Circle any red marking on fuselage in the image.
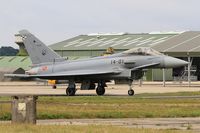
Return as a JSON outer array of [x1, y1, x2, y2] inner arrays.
[[41, 66, 48, 71]]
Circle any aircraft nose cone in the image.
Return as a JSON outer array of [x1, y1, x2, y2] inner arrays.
[[164, 56, 188, 68]]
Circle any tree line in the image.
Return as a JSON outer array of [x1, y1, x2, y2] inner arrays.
[[0, 46, 19, 56]]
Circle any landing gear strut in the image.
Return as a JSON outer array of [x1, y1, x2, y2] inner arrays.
[[96, 81, 106, 96], [66, 81, 76, 96], [89, 83, 96, 90], [128, 80, 134, 96]]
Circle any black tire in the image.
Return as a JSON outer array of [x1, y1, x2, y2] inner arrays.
[[128, 89, 134, 96], [66, 87, 76, 96], [52, 85, 57, 89], [96, 86, 105, 96]]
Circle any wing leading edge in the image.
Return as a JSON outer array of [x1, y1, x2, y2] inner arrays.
[[4, 68, 122, 79]]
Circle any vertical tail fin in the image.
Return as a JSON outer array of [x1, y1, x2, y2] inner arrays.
[[19, 30, 64, 65]]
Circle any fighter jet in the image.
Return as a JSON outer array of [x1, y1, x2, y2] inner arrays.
[[5, 30, 188, 96]]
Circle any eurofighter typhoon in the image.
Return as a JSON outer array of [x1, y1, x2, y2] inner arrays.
[[5, 30, 188, 96]]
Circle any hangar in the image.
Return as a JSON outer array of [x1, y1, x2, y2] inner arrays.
[[49, 31, 200, 82], [1, 31, 200, 82]]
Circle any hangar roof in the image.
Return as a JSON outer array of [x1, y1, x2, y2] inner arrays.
[[0, 56, 31, 70], [152, 31, 200, 55], [50, 32, 178, 50]]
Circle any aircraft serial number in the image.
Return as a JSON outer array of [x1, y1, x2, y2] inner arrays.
[[111, 59, 124, 64]]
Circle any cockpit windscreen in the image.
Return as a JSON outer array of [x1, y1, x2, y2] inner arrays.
[[123, 47, 162, 56]]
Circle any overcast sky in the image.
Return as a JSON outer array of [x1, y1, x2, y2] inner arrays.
[[0, 0, 200, 48]]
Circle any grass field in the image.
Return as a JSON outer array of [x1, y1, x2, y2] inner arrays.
[[0, 124, 193, 133], [1, 92, 200, 120]]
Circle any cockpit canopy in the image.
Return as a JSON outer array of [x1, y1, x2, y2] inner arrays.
[[123, 47, 162, 56]]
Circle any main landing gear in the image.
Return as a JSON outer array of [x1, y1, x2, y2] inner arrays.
[[52, 85, 57, 89], [128, 80, 134, 96], [66, 81, 105, 96], [96, 81, 106, 96], [66, 81, 76, 96]]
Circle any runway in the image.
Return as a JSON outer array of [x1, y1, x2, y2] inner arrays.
[[1, 118, 200, 131], [0, 81, 200, 96], [37, 118, 200, 131]]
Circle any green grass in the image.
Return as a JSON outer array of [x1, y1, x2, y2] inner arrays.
[[0, 96, 10, 101], [1, 92, 200, 120], [135, 91, 200, 97], [36, 97, 200, 119], [0, 124, 192, 133]]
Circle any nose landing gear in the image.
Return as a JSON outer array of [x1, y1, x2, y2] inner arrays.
[[128, 89, 134, 96], [128, 80, 134, 96]]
